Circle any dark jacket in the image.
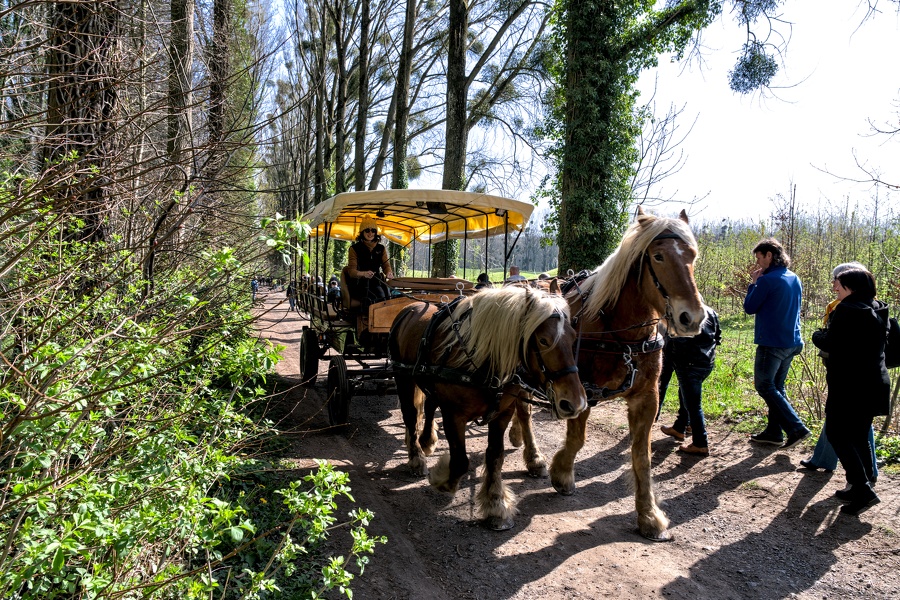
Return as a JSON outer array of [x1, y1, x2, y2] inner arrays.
[[811, 294, 890, 417], [744, 265, 803, 348], [351, 241, 389, 274], [665, 305, 722, 370]]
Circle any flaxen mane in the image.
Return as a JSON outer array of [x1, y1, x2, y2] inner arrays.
[[581, 213, 696, 319], [435, 287, 569, 381]]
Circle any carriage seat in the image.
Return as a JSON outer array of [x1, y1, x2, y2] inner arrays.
[[340, 266, 361, 312]]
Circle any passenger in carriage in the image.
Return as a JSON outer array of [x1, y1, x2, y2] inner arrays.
[[505, 265, 526, 282], [348, 217, 393, 309], [327, 279, 341, 308], [475, 272, 493, 289]]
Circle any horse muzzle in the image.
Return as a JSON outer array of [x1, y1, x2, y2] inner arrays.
[[667, 300, 704, 337], [546, 376, 588, 420]]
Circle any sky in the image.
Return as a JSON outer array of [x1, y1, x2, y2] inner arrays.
[[636, 3, 900, 223]]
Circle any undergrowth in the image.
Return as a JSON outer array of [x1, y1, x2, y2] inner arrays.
[[0, 205, 384, 597]]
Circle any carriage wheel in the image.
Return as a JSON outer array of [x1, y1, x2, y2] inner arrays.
[[299, 328, 320, 385], [326, 356, 351, 426]]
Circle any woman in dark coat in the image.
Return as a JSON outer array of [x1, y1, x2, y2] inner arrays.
[[811, 268, 889, 515]]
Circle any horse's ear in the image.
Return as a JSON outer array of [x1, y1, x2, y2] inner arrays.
[[549, 278, 560, 295], [679, 209, 689, 224], [637, 205, 646, 216]]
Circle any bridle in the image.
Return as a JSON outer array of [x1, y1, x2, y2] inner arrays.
[[509, 311, 580, 417], [566, 230, 687, 403]]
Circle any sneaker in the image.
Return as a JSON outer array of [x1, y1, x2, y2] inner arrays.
[[750, 431, 783, 445], [798, 459, 820, 471], [780, 429, 810, 450], [840, 488, 880, 515], [678, 443, 709, 457], [660, 425, 685, 441], [835, 485, 864, 502]]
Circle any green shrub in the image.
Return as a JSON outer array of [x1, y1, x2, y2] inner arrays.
[[0, 206, 383, 598]]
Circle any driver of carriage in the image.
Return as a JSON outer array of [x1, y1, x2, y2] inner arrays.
[[347, 216, 394, 308]]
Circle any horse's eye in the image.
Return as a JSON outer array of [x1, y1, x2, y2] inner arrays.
[[538, 337, 550, 347], [653, 253, 664, 261]]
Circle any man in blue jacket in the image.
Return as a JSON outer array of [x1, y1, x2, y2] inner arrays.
[[744, 238, 811, 449]]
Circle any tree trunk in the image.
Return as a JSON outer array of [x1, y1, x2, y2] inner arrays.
[[434, 0, 468, 277], [556, 0, 627, 272], [208, 0, 231, 164], [332, 0, 348, 194], [391, 0, 416, 191], [44, 0, 120, 244], [354, 0, 370, 191], [168, 0, 194, 168]]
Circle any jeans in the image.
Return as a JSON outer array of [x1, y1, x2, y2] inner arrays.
[[288, 296, 295, 311], [809, 421, 878, 479], [754, 345, 807, 437], [658, 361, 713, 448]]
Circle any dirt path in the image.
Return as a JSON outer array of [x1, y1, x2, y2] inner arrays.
[[254, 290, 899, 599]]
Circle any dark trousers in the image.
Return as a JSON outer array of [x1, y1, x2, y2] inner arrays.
[[352, 277, 388, 310], [658, 361, 713, 448], [825, 411, 876, 487]]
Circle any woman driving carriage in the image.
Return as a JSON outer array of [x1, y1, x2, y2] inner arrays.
[[347, 216, 393, 308]]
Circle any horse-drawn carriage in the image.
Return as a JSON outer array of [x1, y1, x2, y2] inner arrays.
[[296, 189, 534, 427], [300, 191, 706, 540]]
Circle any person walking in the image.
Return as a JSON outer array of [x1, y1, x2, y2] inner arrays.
[[251, 277, 259, 303], [799, 262, 878, 481], [286, 280, 296, 312], [658, 304, 722, 456], [811, 268, 888, 515], [744, 238, 811, 449]]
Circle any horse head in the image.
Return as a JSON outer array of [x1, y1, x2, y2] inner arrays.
[[637, 208, 704, 337], [582, 207, 704, 337], [460, 287, 587, 420], [520, 304, 588, 420]]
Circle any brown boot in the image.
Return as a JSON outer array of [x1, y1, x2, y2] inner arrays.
[[660, 425, 685, 441], [678, 443, 709, 457]]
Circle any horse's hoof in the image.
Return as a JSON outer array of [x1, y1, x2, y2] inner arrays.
[[485, 516, 515, 531], [408, 460, 428, 477], [637, 528, 674, 543], [526, 464, 548, 478], [551, 480, 576, 496]]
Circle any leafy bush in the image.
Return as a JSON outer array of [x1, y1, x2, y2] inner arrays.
[[0, 194, 382, 597]]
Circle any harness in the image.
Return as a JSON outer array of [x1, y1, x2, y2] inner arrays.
[[566, 231, 681, 404], [391, 296, 577, 424]]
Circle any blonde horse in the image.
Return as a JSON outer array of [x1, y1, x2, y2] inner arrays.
[[389, 286, 588, 530], [514, 208, 704, 541]]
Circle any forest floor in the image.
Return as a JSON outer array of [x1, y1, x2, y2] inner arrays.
[[253, 289, 899, 599]]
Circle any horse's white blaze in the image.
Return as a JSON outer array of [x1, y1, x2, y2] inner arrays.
[[554, 315, 565, 344]]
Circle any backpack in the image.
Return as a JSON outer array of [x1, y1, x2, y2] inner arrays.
[[886, 315, 900, 369]]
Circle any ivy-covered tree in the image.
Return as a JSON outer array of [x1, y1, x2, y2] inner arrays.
[[545, 0, 715, 271], [546, 0, 810, 272]]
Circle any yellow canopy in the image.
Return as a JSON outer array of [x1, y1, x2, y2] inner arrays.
[[301, 189, 534, 246]]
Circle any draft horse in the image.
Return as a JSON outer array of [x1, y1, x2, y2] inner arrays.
[[389, 286, 588, 530], [516, 208, 704, 541]]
